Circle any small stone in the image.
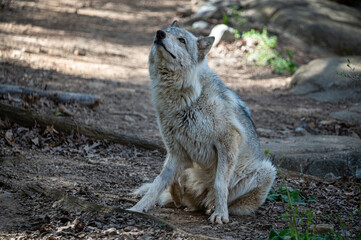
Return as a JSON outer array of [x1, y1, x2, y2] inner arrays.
[[192, 20, 210, 30], [356, 168, 361, 179], [124, 115, 135, 123], [104, 227, 118, 235], [324, 172, 340, 180], [74, 48, 86, 56], [193, 5, 219, 20], [350, 131, 360, 139], [176, 6, 192, 17], [310, 224, 334, 235], [319, 119, 334, 126], [229, 221, 239, 227], [295, 126, 308, 135]]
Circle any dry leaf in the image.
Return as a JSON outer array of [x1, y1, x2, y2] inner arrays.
[[31, 137, 40, 146], [0, 117, 11, 130], [59, 104, 74, 117], [43, 125, 59, 136], [5, 129, 15, 146]]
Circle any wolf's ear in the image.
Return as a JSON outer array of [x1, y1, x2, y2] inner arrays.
[[197, 36, 215, 62], [170, 20, 180, 27]]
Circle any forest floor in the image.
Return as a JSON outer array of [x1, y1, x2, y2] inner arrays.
[[0, 0, 360, 239]]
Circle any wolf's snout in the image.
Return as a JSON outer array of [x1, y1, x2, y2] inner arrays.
[[156, 30, 166, 40]]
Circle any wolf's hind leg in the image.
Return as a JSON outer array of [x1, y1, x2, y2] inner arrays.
[[158, 181, 183, 208], [228, 160, 275, 215]]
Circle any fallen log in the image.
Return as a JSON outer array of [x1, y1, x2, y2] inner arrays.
[[0, 84, 100, 107], [0, 103, 165, 153]]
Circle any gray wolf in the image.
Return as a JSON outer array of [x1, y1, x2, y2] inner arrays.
[[129, 21, 276, 224]]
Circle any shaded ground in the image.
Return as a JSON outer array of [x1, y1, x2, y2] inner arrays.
[[0, 0, 360, 239], [0, 127, 360, 239]]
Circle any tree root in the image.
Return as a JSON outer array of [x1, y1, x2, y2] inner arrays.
[[0, 103, 165, 153]]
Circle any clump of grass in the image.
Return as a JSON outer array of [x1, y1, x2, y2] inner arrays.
[[267, 185, 315, 205], [222, 5, 247, 28], [337, 58, 361, 81], [242, 27, 298, 74], [261, 174, 359, 240]]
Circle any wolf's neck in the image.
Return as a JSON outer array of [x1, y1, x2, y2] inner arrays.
[[151, 65, 202, 111]]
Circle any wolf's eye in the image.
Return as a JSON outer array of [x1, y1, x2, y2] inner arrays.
[[178, 38, 186, 44]]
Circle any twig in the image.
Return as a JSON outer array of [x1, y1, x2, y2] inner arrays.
[[0, 84, 100, 107]]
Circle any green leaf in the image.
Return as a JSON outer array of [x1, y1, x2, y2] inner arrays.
[[279, 229, 291, 236], [269, 229, 280, 238], [307, 196, 316, 202], [55, 107, 62, 116], [222, 14, 229, 25]]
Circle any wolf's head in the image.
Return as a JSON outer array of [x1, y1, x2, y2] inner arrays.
[[149, 21, 215, 70]]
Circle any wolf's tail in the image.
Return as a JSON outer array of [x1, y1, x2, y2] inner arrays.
[[131, 182, 153, 197]]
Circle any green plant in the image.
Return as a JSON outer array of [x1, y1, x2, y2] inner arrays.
[[242, 27, 277, 48], [264, 149, 275, 158], [230, 6, 247, 26], [270, 49, 298, 74], [265, 181, 332, 240], [234, 29, 241, 39], [337, 58, 361, 81], [267, 185, 315, 205], [242, 28, 298, 74], [264, 174, 360, 240], [55, 107, 62, 116], [222, 5, 247, 29], [222, 14, 229, 25]]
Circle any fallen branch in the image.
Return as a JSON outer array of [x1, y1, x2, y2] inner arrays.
[[0, 103, 165, 153], [0, 84, 100, 107]]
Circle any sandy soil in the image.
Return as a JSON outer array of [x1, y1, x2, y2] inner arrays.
[[0, 0, 360, 239]]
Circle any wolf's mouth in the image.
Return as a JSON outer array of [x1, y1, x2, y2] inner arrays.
[[154, 41, 176, 59]]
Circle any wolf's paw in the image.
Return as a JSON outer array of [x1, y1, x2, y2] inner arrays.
[[209, 211, 229, 224], [127, 206, 147, 213]]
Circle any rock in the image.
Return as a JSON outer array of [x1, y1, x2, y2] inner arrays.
[[192, 20, 211, 30], [290, 57, 361, 102], [294, 123, 317, 135], [294, 126, 309, 136], [176, 6, 192, 17], [192, 4, 222, 20], [261, 135, 361, 178], [242, 0, 361, 55], [330, 103, 361, 125], [209, 24, 236, 47], [310, 224, 334, 235]]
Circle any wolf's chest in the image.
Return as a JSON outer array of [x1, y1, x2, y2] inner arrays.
[[160, 108, 218, 165]]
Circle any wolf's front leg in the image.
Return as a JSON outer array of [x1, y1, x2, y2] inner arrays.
[[210, 137, 239, 224], [129, 153, 187, 213], [210, 165, 230, 224]]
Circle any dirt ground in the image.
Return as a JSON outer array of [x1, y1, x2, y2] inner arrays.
[[0, 0, 360, 239]]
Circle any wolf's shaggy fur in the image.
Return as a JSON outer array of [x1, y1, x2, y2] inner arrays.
[[129, 21, 276, 224]]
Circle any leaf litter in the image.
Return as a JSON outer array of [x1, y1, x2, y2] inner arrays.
[[0, 121, 360, 239]]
